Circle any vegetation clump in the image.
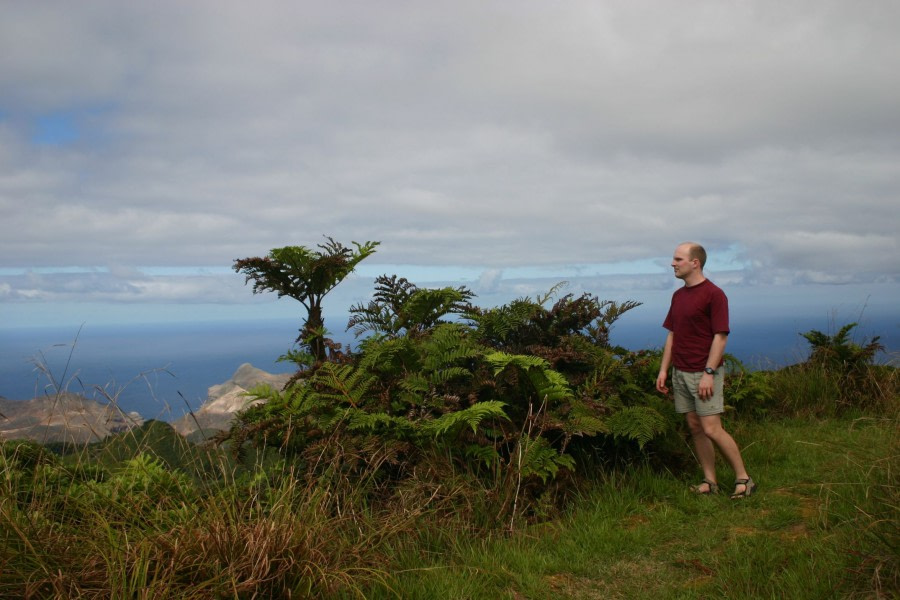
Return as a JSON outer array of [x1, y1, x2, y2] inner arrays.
[[762, 322, 897, 418], [227, 265, 676, 530]]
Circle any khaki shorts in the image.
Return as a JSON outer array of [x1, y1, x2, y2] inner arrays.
[[672, 367, 724, 416]]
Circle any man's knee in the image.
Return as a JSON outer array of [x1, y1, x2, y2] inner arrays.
[[698, 415, 724, 438], [685, 413, 705, 437]]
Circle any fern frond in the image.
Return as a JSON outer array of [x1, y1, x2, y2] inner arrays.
[[338, 407, 417, 436], [833, 322, 858, 346], [421, 323, 481, 370], [306, 363, 376, 408], [605, 406, 669, 449], [464, 444, 502, 468], [400, 372, 430, 394], [428, 367, 473, 386], [486, 351, 549, 373], [530, 368, 571, 403], [536, 281, 569, 306], [518, 435, 575, 483], [244, 383, 283, 403], [347, 305, 397, 337], [420, 401, 508, 438], [564, 414, 609, 437], [487, 351, 573, 404], [358, 336, 417, 375]]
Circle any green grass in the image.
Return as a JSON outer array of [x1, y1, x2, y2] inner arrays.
[[366, 418, 898, 599], [2, 417, 896, 598]]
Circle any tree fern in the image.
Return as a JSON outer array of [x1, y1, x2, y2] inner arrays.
[[802, 322, 884, 371], [234, 238, 378, 361], [347, 275, 417, 337], [348, 275, 474, 337], [400, 287, 474, 332]]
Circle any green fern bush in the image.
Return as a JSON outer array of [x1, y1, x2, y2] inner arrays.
[[767, 323, 897, 417], [723, 354, 776, 419], [226, 282, 679, 527]]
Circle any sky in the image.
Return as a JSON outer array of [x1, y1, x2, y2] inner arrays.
[[1, 1, 898, 342]]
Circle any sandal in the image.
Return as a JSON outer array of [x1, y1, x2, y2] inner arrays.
[[691, 478, 719, 495], [731, 477, 757, 499]]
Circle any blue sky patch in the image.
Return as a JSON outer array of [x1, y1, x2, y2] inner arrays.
[[32, 112, 81, 145]]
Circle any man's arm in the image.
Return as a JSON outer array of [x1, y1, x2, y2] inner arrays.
[[707, 332, 728, 370], [698, 332, 728, 399], [656, 331, 674, 394]]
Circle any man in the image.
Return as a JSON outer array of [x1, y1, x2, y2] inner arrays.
[[655, 242, 756, 499]]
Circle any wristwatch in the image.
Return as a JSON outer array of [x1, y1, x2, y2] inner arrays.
[[704, 367, 716, 375]]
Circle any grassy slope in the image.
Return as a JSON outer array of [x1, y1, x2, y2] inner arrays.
[[371, 417, 898, 599], [2, 417, 895, 598]]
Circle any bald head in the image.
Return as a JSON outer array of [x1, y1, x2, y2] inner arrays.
[[678, 242, 707, 270]]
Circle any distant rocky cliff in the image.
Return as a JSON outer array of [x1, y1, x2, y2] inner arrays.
[[0, 363, 290, 444], [171, 363, 290, 438]]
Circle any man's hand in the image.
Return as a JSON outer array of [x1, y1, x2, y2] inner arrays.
[[698, 373, 714, 400], [656, 371, 669, 395]]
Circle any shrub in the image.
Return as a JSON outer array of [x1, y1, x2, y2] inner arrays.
[[768, 323, 897, 417], [723, 354, 775, 419], [226, 283, 672, 529]]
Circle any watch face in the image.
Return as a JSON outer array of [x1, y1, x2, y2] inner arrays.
[[705, 367, 715, 374]]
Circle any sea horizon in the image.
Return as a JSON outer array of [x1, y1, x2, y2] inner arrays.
[[2, 313, 896, 423]]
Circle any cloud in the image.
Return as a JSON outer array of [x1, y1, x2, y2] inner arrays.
[[476, 269, 504, 294], [0, 0, 898, 307]]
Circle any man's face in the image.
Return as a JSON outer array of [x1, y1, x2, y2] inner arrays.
[[671, 245, 698, 280]]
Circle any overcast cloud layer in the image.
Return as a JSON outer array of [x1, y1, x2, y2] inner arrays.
[[1, 0, 899, 311]]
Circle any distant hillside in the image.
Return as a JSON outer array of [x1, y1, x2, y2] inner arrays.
[[0, 392, 144, 444], [0, 363, 290, 445]]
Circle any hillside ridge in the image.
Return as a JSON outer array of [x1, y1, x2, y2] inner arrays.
[[0, 363, 290, 444]]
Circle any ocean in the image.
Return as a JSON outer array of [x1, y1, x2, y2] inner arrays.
[[1, 314, 896, 422]]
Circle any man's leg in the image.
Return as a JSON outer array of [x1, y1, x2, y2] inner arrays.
[[685, 411, 718, 491], [697, 414, 749, 487]]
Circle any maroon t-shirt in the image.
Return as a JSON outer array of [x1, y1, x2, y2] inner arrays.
[[662, 279, 729, 372]]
